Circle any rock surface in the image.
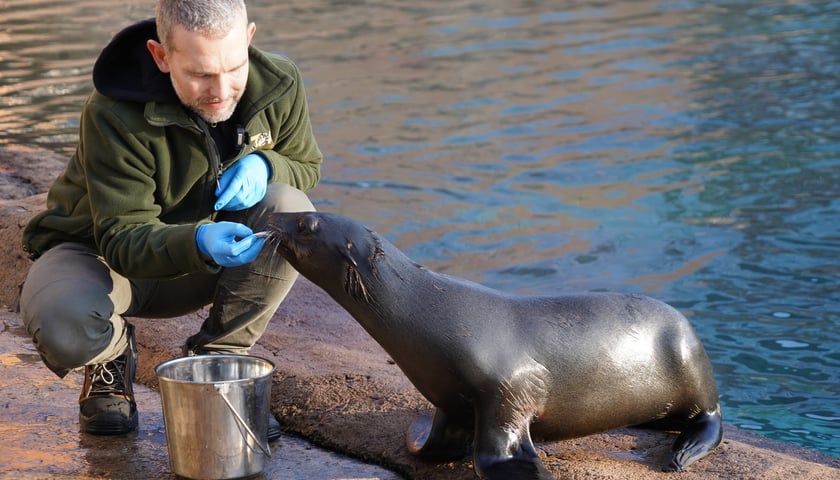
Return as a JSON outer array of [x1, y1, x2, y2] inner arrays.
[[1, 147, 838, 479]]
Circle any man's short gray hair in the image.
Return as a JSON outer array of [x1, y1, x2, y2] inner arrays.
[[156, 0, 248, 48]]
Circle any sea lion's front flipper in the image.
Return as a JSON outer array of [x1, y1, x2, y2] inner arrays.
[[481, 457, 554, 480], [472, 400, 553, 480], [405, 409, 472, 461], [472, 362, 553, 480]]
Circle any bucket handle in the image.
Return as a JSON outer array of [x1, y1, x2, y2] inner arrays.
[[214, 383, 272, 458]]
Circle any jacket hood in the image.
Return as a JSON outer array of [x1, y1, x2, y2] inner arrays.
[[93, 19, 178, 103]]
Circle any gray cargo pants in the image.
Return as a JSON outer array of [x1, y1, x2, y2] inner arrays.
[[19, 183, 312, 378]]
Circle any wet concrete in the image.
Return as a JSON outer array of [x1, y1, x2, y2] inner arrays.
[[0, 314, 403, 480]]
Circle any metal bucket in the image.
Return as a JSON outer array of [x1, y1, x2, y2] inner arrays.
[[155, 355, 274, 479]]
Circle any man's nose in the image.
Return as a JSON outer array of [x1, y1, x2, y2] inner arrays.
[[208, 75, 231, 99]]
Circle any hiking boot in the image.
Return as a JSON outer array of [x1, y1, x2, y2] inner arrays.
[[266, 413, 281, 442], [79, 323, 138, 435], [182, 336, 281, 441]]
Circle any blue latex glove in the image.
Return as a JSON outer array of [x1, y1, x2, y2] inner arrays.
[[215, 153, 270, 211], [196, 222, 267, 267]]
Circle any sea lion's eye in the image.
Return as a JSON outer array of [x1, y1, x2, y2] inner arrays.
[[346, 240, 353, 250], [298, 215, 319, 235]]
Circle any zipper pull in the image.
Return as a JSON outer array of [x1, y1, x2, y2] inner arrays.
[[215, 167, 222, 191], [236, 125, 246, 146]]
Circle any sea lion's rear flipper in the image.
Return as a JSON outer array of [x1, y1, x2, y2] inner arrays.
[[405, 409, 472, 461], [666, 405, 723, 472]]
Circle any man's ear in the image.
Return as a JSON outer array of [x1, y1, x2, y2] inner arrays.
[[146, 39, 170, 73], [247, 22, 256, 45]]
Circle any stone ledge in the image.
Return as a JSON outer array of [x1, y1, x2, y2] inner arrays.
[[1, 146, 837, 478]]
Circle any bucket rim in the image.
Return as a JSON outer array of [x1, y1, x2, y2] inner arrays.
[[154, 354, 275, 384]]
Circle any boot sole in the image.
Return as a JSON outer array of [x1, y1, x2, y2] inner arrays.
[[80, 410, 139, 435]]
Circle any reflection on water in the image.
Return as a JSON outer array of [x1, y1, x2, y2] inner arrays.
[[2, 0, 838, 458]]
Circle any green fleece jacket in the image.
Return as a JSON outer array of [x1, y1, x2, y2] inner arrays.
[[22, 19, 322, 279]]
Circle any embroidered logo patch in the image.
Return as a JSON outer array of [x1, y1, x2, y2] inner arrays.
[[251, 131, 273, 148]]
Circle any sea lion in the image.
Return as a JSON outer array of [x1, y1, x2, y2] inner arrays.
[[266, 211, 723, 479]]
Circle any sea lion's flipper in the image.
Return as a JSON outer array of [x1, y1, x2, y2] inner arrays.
[[481, 457, 554, 480], [405, 410, 472, 461], [472, 386, 553, 480], [666, 406, 723, 472], [472, 411, 552, 480]]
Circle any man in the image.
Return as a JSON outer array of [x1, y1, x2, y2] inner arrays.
[[19, 0, 321, 438]]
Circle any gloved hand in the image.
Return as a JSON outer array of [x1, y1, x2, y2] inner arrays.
[[196, 221, 267, 267], [215, 153, 269, 211]]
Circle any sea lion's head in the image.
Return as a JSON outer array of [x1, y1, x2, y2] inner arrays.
[[266, 212, 385, 303]]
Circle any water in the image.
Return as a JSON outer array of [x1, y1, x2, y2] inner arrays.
[[2, 0, 838, 458]]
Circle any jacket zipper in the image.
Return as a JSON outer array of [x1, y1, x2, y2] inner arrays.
[[196, 119, 222, 191]]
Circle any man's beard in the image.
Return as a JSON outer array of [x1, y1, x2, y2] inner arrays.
[[187, 96, 239, 124], [173, 82, 241, 124]]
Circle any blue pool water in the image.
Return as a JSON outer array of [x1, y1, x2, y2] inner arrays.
[[2, 0, 838, 458]]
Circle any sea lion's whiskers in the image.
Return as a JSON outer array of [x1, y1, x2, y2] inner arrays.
[[251, 229, 287, 287]]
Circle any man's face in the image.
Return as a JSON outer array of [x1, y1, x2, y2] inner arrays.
[[148, 19, 256, 124]]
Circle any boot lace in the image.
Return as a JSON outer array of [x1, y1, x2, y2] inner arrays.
[[86, 356, 128, 396]]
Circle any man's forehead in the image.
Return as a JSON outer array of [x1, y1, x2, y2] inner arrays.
[[167, 24, 250, 69]]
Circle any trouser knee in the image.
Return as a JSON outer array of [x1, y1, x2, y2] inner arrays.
[[19, 242, 123, 377], [262, 183, 315, 214], [26, 294, 117, 374]]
